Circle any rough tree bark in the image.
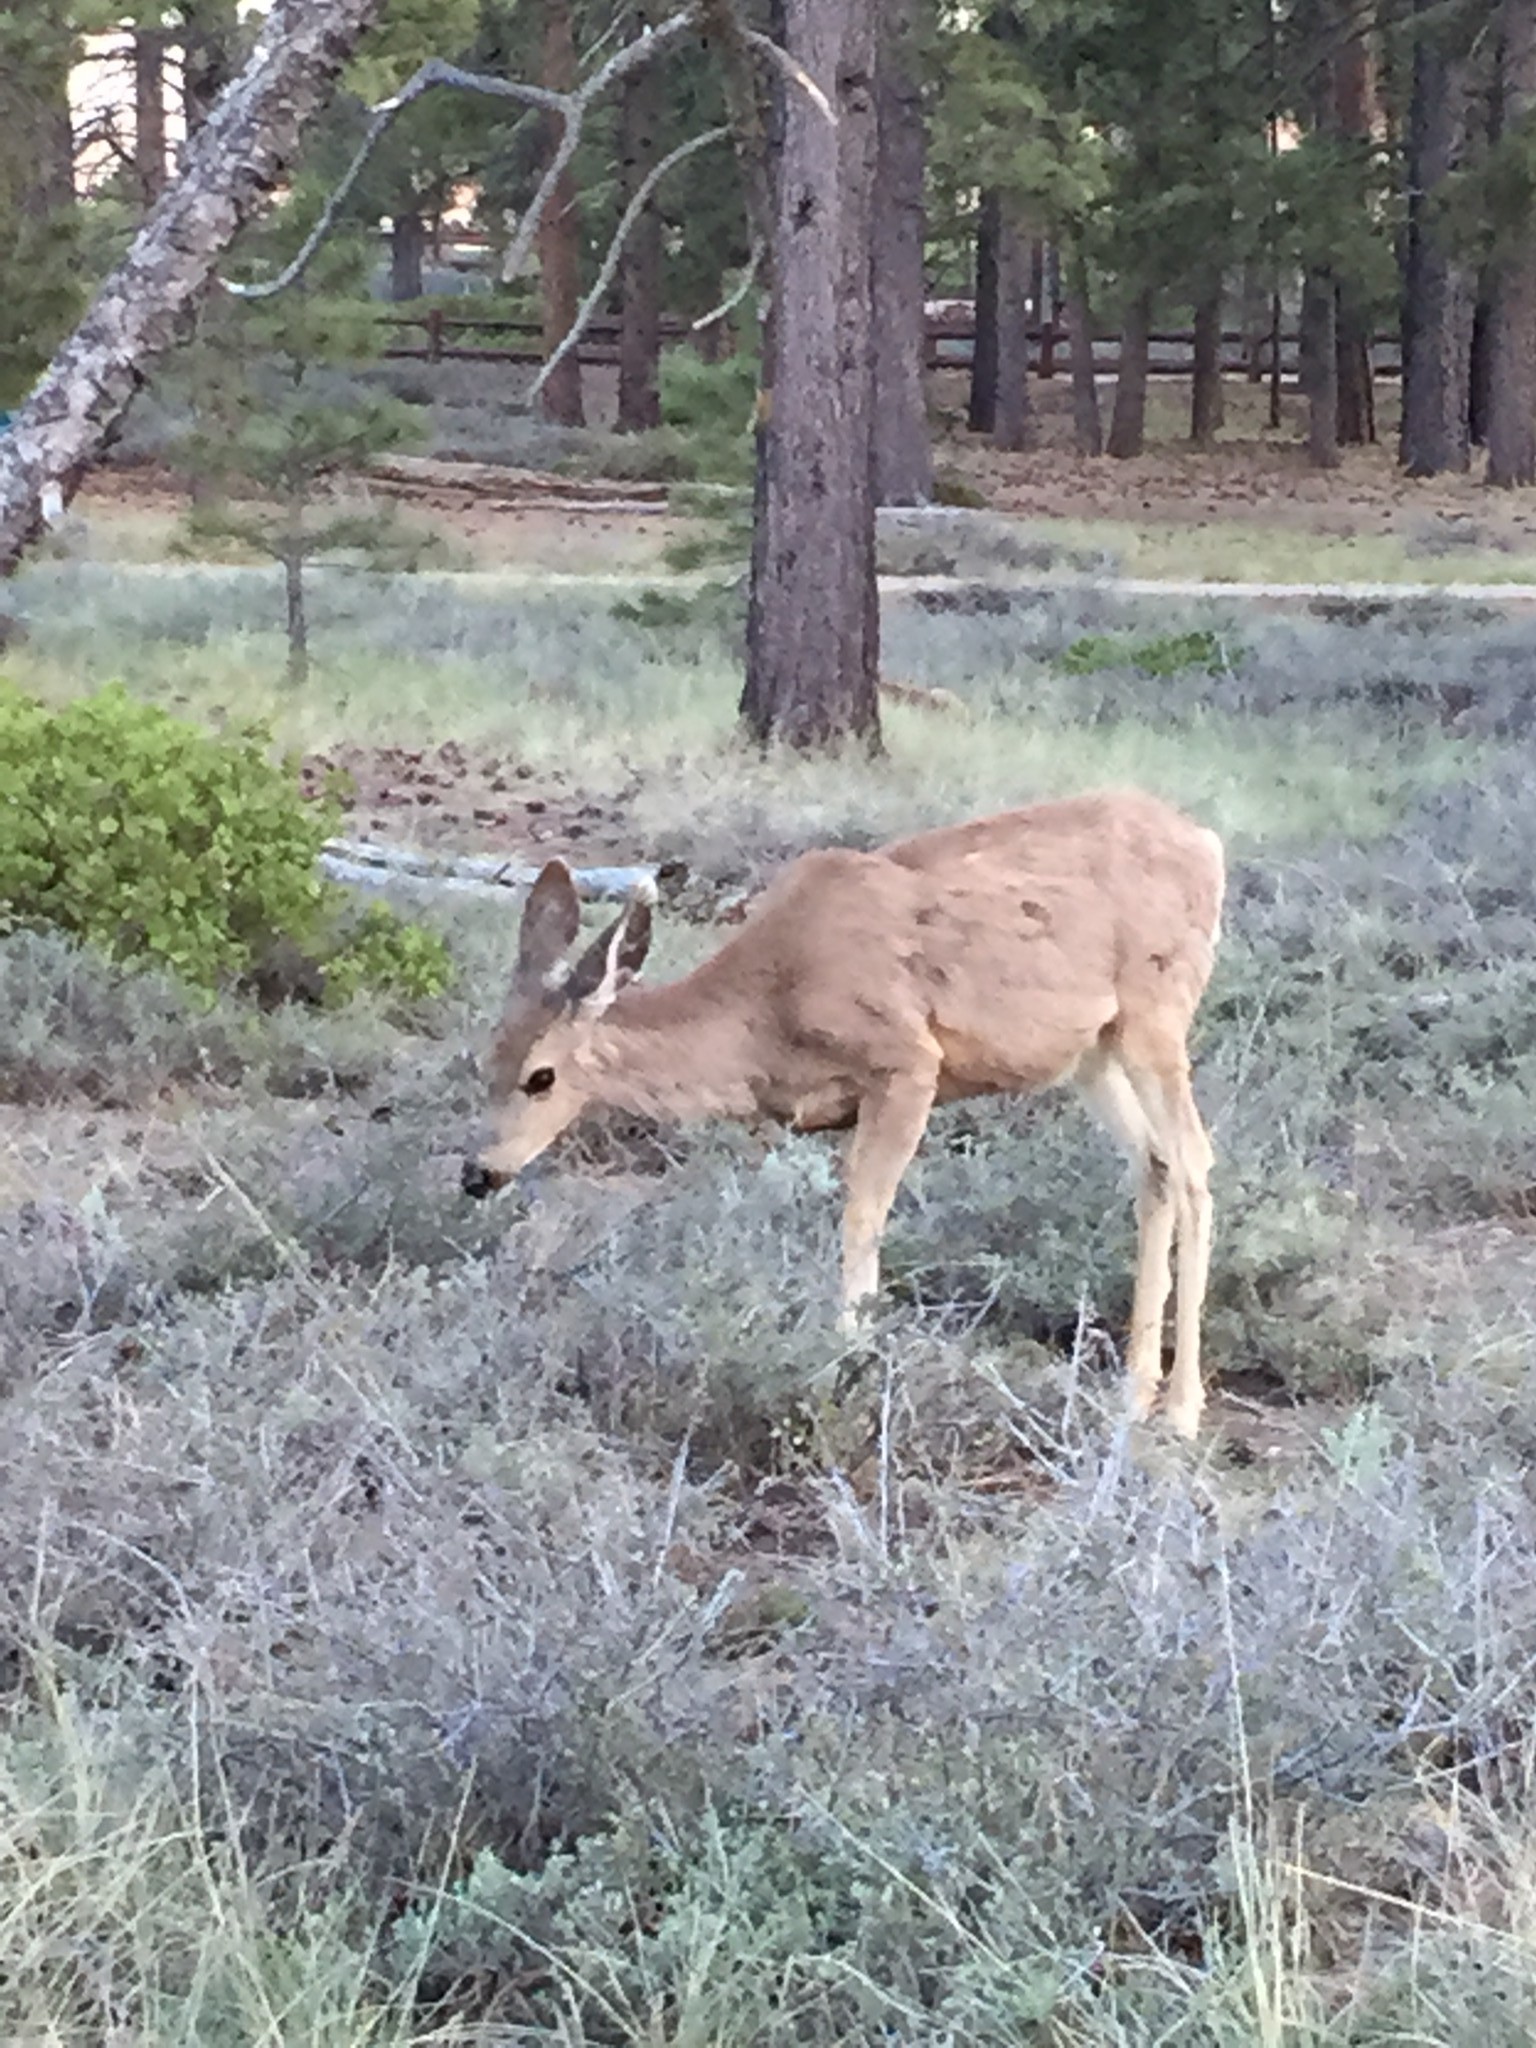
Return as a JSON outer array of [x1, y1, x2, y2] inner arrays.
[[740, 0, 881, 751], [1485, 0, 1536, 487], [617, 4, 664, 434], [1190, 284, 1223, 447], [0, 0, 384, 574], [1301, 266, 1340, 468], [1063, 231, 1102, 455], [1332, 19, 1377, 444], [1106, 287, 1153, 459], [389, 204, 425, 301], [871, 0, 932, 503], [19, 32, 75, 217], [967, 187, 1000, 433], [1400, 0, 1473, 476], [135, 29, 170, 205], [536, 0, 586, 428], [993, 200, 1037, 452]]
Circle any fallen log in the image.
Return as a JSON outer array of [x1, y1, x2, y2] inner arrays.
[[322, 835, 655, 903]]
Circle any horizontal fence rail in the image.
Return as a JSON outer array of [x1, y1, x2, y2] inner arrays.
[[380, 306, 1404, 379]]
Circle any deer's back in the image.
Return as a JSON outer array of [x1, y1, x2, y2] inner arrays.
[[744, 789, 1224, 1100]]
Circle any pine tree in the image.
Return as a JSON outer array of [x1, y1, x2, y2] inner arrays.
[[178, 229, 433, 683]]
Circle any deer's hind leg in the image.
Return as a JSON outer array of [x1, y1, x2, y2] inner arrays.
[[1106, 1040, 1214, 1442], [1077, 1051, 1176, 1423]]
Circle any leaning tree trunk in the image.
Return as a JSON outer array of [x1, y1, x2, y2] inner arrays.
[[1106, 287, 1153, 459], [871, 0, 932, 503], [1063, 229, 1102, 454], [1484, 0, 1536, 487], [993, 200, 1037, 452], [536, 0, 586, 429], [1400, 1, 1473, 476], [968, 187, 1000, 433], [0, 0, 383, 575], [616, 9, 664, 434], [741, 0, 881, 752]]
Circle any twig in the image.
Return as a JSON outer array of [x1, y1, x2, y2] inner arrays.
[[528, 124, 731, 404]]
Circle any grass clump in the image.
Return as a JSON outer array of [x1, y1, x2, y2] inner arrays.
[[0, 682, 450, 1005]]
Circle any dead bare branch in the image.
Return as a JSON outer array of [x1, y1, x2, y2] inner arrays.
[[225, 11, 700, 302], [691, 237, 763, 334], [743, 28, 837, 126], [528, 123, 731, 405]]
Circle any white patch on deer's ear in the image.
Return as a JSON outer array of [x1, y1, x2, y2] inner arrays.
[[576, 919, 631, 1019]]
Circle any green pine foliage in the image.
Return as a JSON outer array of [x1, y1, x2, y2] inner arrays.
[[178, 221, 436, 683]]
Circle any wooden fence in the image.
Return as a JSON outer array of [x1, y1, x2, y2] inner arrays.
[[381, 306, 1404, 380]]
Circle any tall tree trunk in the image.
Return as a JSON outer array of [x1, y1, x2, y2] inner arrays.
[[0, 0, 385, 573], [1332, 12, 1377, 445], [1336, 282, 1375, 444], [134, 29, 169, 205], [1485, 0, 1536, 487], [536, 0, 586, 428], [741, 0, 880, 752], [1063, 230, 1102, 455], [1190, 283, 1223, 446], [181, 0, 241, 134], [1240, 261, 1268, 380], [21, 34, 74, 218], [616, 12, 664, 434], [871, 0, 931, 502], [283, 536, 309, 686], [993, 201, 1037, 452], [1469, 284, 1494, 446], [389, 206, 424, 301], [968, 187, 999, 433], [1106, 288, 1153, 459], [1301, 267, 1340, 468], [1400, 2, 1473, 476]]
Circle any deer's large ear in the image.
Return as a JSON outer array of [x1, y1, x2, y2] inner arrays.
[[564, 882, 655, 1016], [516, 860, 582, 988]]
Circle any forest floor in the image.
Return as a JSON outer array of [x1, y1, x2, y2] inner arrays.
[[72, 367, 1536, 593]]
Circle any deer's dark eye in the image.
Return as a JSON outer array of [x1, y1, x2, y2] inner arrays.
[[523, 1066, 556, 1097]]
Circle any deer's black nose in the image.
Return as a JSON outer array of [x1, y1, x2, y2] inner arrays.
[[461, 1160, 503, 1199]]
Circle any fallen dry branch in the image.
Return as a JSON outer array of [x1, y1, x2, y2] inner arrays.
[[365, 455, 668, 509]]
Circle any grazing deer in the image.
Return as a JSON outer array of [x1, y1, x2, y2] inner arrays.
[[463, 789, 1225, 1437]]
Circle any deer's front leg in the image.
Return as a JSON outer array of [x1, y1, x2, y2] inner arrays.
[[836, 1065, 940, 1333]]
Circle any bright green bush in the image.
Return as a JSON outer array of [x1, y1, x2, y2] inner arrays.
[[1059, 627, 1232, 677], [0, 682, 450, 1003]]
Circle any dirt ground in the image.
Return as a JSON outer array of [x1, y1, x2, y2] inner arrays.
[[302, 739, 647, 864]]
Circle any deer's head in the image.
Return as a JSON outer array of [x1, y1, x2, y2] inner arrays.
[[461, 860, 654, 1199]]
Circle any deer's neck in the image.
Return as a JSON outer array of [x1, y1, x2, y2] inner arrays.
[[580, 960, 763, 1123]]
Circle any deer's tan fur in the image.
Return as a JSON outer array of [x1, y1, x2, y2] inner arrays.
[[464, 788, 1225, 1437]]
